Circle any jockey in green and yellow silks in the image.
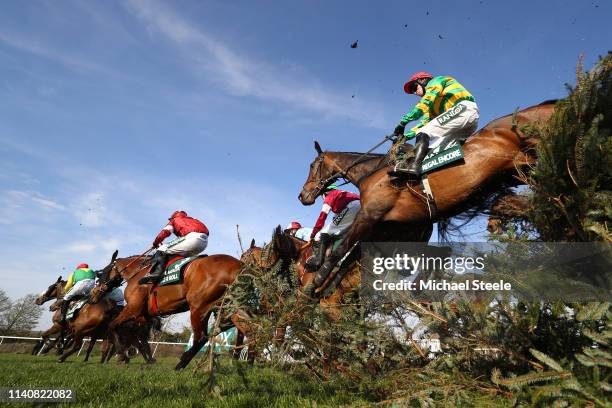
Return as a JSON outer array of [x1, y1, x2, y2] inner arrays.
[[390, 72, 479, 177], [60, 263, 96, 322]]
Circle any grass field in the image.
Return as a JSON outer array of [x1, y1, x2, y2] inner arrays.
[[0, 353, 370, 407]]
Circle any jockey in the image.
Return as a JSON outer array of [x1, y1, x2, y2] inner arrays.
[[139, 210, 209, 285], [106, 287, 126, 307], [389, 72, 479, 177], [305, 184, 360, 273], [284, 221, 313, 241], [60, 263, 96, 322]]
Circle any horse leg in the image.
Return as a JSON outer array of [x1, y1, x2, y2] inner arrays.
[[83, 335, 97, 362], [58, 334, 82, 363], [175, 309, 213, 370], [313, 210, 381, 290], [100, 338, 111, 363], [109, 327, 130, 364], [135, 324, 156, 364]]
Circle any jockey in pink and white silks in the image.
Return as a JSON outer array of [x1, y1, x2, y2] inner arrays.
[[139, 211, 210, 285], [305, 184, 360, 276], [60, 263, 96, 322]]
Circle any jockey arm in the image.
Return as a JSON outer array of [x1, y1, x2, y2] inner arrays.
[[399, 80, 443, 139], [64, 272, 75, 292], [153, 224, 174, 248], [310, 203, 332, 240]]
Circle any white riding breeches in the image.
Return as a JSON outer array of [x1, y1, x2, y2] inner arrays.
[[63, 279, 95, 301], [419, 100, 479, 149], [158, 232, 208, 256], [320, 200, 361, 237]]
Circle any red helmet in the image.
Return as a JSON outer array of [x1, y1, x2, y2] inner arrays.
[[285, 221, 302, 231], [404, 71, 433, 94], [169, 210, 187, 220], [75, 263, 89, 269]]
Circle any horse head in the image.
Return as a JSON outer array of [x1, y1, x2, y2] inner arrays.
[[298, 141, 338, 205], [272, 225, 301, 261], [90, 250, 119, 303], [36, 276, 64, 305]]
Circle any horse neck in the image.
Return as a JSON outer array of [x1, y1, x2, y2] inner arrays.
[[326, 152, 385, 187], [55, 282, 66, 300], [116, 257, 150, 284]]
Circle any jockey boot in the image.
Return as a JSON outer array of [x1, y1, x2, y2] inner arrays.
[[305, 233, 333, 272], [59, 300, 69, 324], [138, 251, 168, 285], [388, 132, 430, 177], [313, 251, 341, 288], [403, 132, 430, 177]]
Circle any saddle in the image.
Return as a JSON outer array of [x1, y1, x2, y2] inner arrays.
[[157, 254, 208, 286], [65, 298, 88, 321], [389, 133, 469, 176]]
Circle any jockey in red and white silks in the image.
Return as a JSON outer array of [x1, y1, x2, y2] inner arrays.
[[139, 211, 210, 285], [305, 185, 360, 272]]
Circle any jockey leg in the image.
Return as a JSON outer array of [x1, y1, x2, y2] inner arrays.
[[138, 250, 168, 285], [305, 233, 333, 272], [389, 132, 430, 177], [312, 202, 361, 288], [404, 132, 430, 176]]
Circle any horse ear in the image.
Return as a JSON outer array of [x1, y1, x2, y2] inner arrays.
[[275, 225, 282, 235], [111, 250, 118, 262], [249, 239, 256, 249], [57, 276, 62, 282], [314, 141, 323, 155]]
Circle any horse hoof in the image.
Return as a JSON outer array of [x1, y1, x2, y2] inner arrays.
[[147, 358, 157, 364]]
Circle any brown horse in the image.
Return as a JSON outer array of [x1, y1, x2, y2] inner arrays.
[[33, 277, 68, 356], [241, 226, 363, 320], [90, 251, 243, 370], [298, 101, 557, 285]]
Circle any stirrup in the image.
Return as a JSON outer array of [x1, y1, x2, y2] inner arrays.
[[388, 164, 416, 177], [138, 274, 159, 285]]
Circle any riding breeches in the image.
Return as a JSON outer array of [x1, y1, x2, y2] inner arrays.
[[419, 100, 479, 149], [158, 232, 208, 256], [63, 279, 95, 301], [320, 200, 361, 237]]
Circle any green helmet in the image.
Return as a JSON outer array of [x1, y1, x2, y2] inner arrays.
[[324, 184, 338, 192]]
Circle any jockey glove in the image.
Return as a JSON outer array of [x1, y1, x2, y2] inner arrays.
[[394, 124, 405, 136]]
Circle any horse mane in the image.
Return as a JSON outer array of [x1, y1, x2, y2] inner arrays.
[[539, 99, 558, 106]]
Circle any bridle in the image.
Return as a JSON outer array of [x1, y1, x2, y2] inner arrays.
[[304, 135, 395, 201]]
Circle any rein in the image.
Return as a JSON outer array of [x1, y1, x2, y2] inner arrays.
[[307, 134, 394, 199], [107, 248, 154, 288]]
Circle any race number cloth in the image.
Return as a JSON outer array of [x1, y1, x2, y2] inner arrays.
[[66, 299, 88, 320], [158, 256, 197, 286]]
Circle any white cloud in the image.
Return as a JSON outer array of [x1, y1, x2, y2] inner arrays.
[[124, 0, 388, 128], [63, 242, 97, 252], [0, 31, 107, 75], [0, 190, 66, 224]]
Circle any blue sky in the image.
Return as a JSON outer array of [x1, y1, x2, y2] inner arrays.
[[0, 0, 610, 328]]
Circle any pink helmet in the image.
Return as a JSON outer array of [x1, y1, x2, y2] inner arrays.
[[75, 263, 89, 269], [285, 221, 302, 231], [169, 210, 187, 220], [404, 71, 433, 94]]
